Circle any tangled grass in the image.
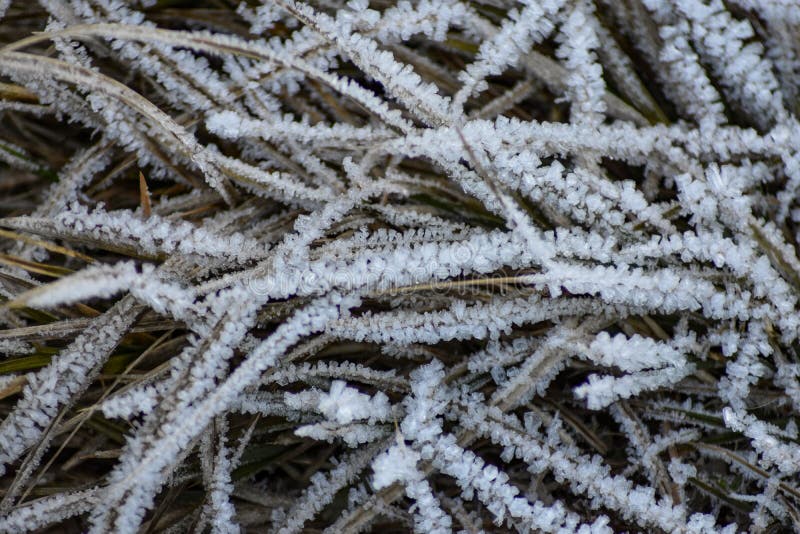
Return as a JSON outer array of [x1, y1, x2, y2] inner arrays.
[[2, 0, 800, 532]]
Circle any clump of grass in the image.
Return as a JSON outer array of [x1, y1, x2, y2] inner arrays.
[[1, 1, 800, 532]]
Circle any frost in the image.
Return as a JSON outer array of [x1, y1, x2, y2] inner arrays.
[[317, 380, 391, 425], [1, 0, 799, 531], [371, 441, 421, 490]]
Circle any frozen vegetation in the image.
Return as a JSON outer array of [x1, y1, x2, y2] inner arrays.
[[0, 0, 800, 532]]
